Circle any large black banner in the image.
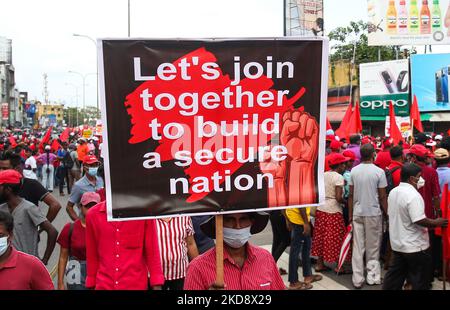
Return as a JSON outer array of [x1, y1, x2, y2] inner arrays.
[[99, 38, 328, 220]]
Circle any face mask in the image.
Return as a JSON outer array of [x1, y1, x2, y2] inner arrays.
[[87, 167, 98, 177], [223, 226, 251, 249], [417, 176, 425, 189], [0, 236, 9, 256]]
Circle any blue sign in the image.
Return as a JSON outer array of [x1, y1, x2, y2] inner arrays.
[[411, 53, 450, 112]]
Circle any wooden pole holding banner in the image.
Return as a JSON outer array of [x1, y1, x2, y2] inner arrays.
[[443, 253, 447, 290], [215, 215, 224, 288], [410, 119, 415, 145]]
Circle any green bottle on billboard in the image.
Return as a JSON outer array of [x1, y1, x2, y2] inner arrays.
[[432, 0, 442, 31], [409, 0, 420, 34]]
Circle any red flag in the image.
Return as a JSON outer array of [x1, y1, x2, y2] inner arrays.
[[346, 101, 363, 137], [354, 101, 362, 133], [326, 117, 332, 131], [39, 126, 53, 149], [388, 101, 404, 145], [436, 184, 450, 259], [51, 139, 60, 153], [335, 103, 353, 139], [59, 128, 70, 142], [8, 136, 17, 148], [411, 95, 424, 133]]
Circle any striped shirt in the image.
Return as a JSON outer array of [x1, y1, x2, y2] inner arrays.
[[156, 217, 194, 281], [184, 243, 286, 290]]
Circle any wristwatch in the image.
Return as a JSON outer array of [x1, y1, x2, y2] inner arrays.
[[396, 70, 408, 93]]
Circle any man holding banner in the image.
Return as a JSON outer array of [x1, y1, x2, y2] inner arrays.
[[184, 212, 285, 290]]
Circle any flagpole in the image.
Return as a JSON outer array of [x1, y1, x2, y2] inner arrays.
[[443, 248, 447, 290], [411, 119, 415, 144]]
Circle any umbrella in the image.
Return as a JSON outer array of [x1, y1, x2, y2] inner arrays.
[[336, 224, 353, 273]]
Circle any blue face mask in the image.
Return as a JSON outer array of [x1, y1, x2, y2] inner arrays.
[[223, 226, 252, 249], [0, 236, 9, 256], [87, 167, 98, 177]]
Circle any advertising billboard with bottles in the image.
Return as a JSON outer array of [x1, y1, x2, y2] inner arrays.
[[411, 53, 450, 112], [367, 0, 450, 46]]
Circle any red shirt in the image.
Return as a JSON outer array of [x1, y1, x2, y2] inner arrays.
[[387, 161, 403, 188], [417, 162, 441, 219], [156, 217, 194, 281], [375, 150, 392, 170], [184, 243, 285, 290], [0, 247, 54, 290], [57, 220, 86, 260], [85, 202, 164, 290]]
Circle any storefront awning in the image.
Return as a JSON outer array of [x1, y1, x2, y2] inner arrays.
[[327, 104, 348, 122], [429, 113, 450, 122], [361, 114, 434, 121]]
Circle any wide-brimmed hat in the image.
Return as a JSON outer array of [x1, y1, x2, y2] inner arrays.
[[435, 148, 450, 160], [200, 212, 269, 239]]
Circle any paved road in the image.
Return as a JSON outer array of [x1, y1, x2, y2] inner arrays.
[[38, 191, 447, 290]]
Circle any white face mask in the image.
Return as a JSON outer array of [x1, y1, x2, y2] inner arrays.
[[0, 236, 9, 256], [417, 177, 425, 189], [223, 227, 252, 249]]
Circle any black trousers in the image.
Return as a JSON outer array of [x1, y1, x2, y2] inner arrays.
[[162, 278, 184, 290], [58, 166, 71, 194], [270, 210, 291, 263], [429, 231, 443, 279], [382, 250, 432, 290]]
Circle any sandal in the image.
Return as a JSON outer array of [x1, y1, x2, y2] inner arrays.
[[305, 274, 322, 284]]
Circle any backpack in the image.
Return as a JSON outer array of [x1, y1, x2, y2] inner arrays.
[[63, 151, 74, 169], [385, 166, 401, 194]]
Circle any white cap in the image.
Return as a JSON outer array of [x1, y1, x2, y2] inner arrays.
[[435, 134, 443, 141], [44, 145, 51, 151]]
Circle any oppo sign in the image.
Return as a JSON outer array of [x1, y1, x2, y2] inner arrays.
[[360, 99, 408, 110]]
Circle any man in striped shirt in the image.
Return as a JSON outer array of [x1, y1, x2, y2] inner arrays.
[[156, 216, 199, 290], [184, 212, 285, 290]]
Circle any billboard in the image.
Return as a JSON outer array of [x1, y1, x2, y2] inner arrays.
[[411, 53, 450, 112], [359, 59, 410, 116], [99, 38, 328, 220], [367, 0, 450, 46], [285, 0, 324, 36]]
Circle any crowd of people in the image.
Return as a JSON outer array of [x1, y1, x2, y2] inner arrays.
[[0, 127, 449, 291]]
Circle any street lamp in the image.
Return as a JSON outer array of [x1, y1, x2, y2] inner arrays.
[[65, 83, 80, 126], [73, 33, 99, 118], [68, 71, 97, 124]]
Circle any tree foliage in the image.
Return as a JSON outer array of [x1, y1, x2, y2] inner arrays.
[[328, 20, 416, 64]]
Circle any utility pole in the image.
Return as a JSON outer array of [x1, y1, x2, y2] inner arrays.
[[43, 73, 49, 103], [128, 0, 131, 37]]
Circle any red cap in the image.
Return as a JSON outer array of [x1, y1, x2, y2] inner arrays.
[[81, 192, 101, 206], [407, 144, 430, 158], [342, 150, 356, 161], [361, 137, 371, 145], [330, 140, 342, 151], [0, 170, 22, 185], [328, 153, 351, 166], [326, 135, 335, 142], [383, 138, 393, 148], [83, 155, 99, 165]]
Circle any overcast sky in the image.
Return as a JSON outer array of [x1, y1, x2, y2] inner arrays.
[[0, 0, 447, 109]]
